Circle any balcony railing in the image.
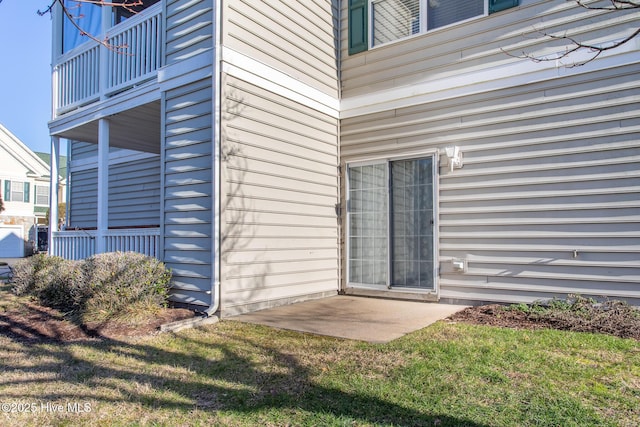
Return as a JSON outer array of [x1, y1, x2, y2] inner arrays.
[[52, 230, 96, 260], [52, 228, 160, 261], [53, 3, 163, 115]]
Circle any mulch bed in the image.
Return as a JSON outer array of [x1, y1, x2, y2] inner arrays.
[[2, 281, 638, 343], [0, 299, 196, 342], [449, 303, 640, 341]]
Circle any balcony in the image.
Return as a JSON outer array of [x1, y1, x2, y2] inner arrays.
[[53, 3, 163, 116]]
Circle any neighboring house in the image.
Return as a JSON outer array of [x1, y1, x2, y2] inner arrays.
[[0, 123, 67, 257], [47, 0, 640, 315]]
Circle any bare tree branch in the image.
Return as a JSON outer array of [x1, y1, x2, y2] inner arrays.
[[575, 0, 640, 10], [14, 0, 144, 52], [503, 0, 640, 67]]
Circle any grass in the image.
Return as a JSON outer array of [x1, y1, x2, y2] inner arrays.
[[1, 285, 639, 426]]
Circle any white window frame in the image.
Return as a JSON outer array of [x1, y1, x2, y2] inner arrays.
[[346, 150, 440, 294], [10, 181, 25, 203], [35, 185, 50, 206], [369, 0, 490, 49]]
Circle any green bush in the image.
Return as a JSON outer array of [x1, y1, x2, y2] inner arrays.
[[11, 252, 171, 323]]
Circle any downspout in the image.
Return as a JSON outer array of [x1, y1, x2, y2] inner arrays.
[[203, 0, 223, 318], [336, 4, 344, 294]]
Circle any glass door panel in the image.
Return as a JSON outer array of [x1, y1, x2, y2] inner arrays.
[[347, 156, 434, 291], [348, 164, 388, 286], [390, 158, 434, 289]]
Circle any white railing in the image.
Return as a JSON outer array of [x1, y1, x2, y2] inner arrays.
[[105, 6, 163, 95], [54, 43, 101, 112], [52, 230, 97, 260], [54, 4, 163, 114], [52, 228, 160, 260], [104, 228, 160, 257]]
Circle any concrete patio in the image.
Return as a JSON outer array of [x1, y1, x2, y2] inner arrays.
[[228, 295, 468, 343]]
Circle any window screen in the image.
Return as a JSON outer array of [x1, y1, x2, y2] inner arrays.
[[427, 0, 484, 30], [372, 0, 420, 46], [36, 186, 50, 206]]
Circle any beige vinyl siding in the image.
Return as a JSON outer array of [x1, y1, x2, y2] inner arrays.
[[340, 61, 640, 304], [341, 0, 640, 97], [165, 0, 214, 64], [223, 0, 339, 98], [163, 78, 214, 308], [220, 74, 339, 316]]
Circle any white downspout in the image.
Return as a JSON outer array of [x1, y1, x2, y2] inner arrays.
[[203, 0, 223, 317]]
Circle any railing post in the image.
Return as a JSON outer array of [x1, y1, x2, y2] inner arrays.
[[100, 4, 111, 101], [97, 119, 110, 254]]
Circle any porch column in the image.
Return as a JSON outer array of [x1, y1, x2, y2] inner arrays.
[[48, 136, 60, 256], [97, 118, 110, 253]]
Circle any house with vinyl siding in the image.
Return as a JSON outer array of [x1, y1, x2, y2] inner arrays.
[[47, 0, 640, 316], [0, 123, 66, 257]]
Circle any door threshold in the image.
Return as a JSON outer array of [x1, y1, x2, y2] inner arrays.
[[343, 287, 439, 302]]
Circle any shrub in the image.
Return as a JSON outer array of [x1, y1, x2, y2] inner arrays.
[[12, 254, 82, 311], [11, 252, 171, 324], [80, 252, 171, 323]]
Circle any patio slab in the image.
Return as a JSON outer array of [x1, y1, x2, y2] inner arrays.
[[227, 295, 468, 343]]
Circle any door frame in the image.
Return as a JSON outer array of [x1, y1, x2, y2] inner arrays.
[[343, 149, 440, 299]]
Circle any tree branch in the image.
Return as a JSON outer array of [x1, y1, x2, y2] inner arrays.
[[503, 0, 640, 67], [34, 0, 144, 52], [575, 0, 640, 11]]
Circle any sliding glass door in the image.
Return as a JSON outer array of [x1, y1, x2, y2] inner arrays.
[[347, 157, 435, 290]]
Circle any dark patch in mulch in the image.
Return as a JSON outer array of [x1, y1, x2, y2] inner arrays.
[[449, 304, 550, 330], [449, 302, 640, 341]]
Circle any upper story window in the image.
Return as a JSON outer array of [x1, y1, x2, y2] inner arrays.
[[35, 185, 50, 206], [63, 1, 103, 53], [348, 0, 519, 54], [3, 180, 29, 203], [114, 0, 161, 24], [62, 0, 161, 53]]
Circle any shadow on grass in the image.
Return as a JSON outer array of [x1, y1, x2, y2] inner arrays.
[[0, 318, 487, 427]]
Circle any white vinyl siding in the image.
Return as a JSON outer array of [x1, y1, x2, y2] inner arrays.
[[340, 0, 640, 303], [220, 75, 339, 316], [341, 62, 640, 304], [223, 0, 339, 99], [342, 0, 638, 97]]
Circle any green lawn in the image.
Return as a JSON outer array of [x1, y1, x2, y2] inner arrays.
[[1, 293, 639, 426]]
